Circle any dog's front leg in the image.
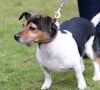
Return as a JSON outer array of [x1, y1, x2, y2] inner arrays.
[[41, 66, 52, 90], [74, 63, 87, 90]]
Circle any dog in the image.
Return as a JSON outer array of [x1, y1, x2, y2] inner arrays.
[[14, 12, 100, 90]]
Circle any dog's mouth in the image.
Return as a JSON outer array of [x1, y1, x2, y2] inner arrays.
[[25, 42, 34, 46], [17, 39, 34, 46], [14, 34, 34, 46]]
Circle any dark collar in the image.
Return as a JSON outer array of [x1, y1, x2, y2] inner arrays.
[[42, 29, 58, 44], [38, 22, 59, 45], [38, 29, 59, 47]]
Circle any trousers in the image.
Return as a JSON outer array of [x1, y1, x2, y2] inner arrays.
[[77, 0, 100, 57]]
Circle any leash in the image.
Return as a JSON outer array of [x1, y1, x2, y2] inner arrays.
[[54, 0, 67, 28], [55, 0, 67, 19]]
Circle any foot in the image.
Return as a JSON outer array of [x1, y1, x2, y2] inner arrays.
[[92, 73, 100, 81], [78, 80, 87, 90], [41, 79, 52, 90]]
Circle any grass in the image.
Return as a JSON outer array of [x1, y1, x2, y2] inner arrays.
[[0, 0, 100, 90]]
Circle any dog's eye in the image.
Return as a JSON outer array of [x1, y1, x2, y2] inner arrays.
[[29, 26, 37, 31]]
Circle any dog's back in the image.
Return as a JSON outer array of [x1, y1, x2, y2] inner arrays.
[[60, 17, 95, 55]]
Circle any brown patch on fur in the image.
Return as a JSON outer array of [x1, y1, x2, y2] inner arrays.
[[20, 21, 50, 43], [94, 52, 100, 64]]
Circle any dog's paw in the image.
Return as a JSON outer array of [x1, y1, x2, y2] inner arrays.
[[41, 79, 52, 90], [41, 84, 51, 90], [92, 74, 100, 81], [78, 81, 87, 90]]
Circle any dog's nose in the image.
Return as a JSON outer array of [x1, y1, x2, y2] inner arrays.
[[14, 34, 20, 41]]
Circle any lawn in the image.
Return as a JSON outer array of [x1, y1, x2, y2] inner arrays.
[[0, 0, 100, 90]]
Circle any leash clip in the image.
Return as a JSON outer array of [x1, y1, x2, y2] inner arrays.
[[54, 0, 67, 19], [54, 0, 67, 28], [55, 8, 61, 19]]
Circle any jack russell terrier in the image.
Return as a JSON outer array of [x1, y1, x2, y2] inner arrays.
[[14, 12, 100, 90]]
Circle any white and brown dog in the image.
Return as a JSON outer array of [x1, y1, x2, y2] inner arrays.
[[14, 12, 100, 90]]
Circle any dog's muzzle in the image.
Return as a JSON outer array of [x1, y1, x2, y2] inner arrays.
[[14, 33, 34, 46]]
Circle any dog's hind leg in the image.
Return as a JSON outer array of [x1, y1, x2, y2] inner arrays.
[[40, 66, 52, 90], [85, 36, 100, 81], [92, 60, 100, 81]]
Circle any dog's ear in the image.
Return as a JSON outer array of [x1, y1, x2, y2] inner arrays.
[[19, 12, 32, 20], [42, 16, 52, 28], [39, 16, 53, 31]]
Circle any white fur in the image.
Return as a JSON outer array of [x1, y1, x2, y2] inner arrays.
[[91, 12, 100, 27], [37, 31, 86, 90], [36, 12, 100, 90]]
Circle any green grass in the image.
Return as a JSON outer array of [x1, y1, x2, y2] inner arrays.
[[0, 0, 100, 90]]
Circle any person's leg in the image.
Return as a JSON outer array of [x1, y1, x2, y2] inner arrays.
[[77, 0, 100, 20], [77, 0, 100, 57]]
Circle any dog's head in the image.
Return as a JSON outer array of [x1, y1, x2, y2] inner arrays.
[[14, 11, 57, 46]]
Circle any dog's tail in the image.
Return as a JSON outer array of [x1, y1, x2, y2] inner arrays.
[[91, 12, 100, 27]]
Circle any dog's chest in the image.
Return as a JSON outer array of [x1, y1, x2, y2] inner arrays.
[[36, 31, 80, 72], [37, 50, 72, 72], [37, 45, 74, 72]]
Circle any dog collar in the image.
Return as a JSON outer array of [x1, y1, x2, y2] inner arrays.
[[41, 29, 59, 44]]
